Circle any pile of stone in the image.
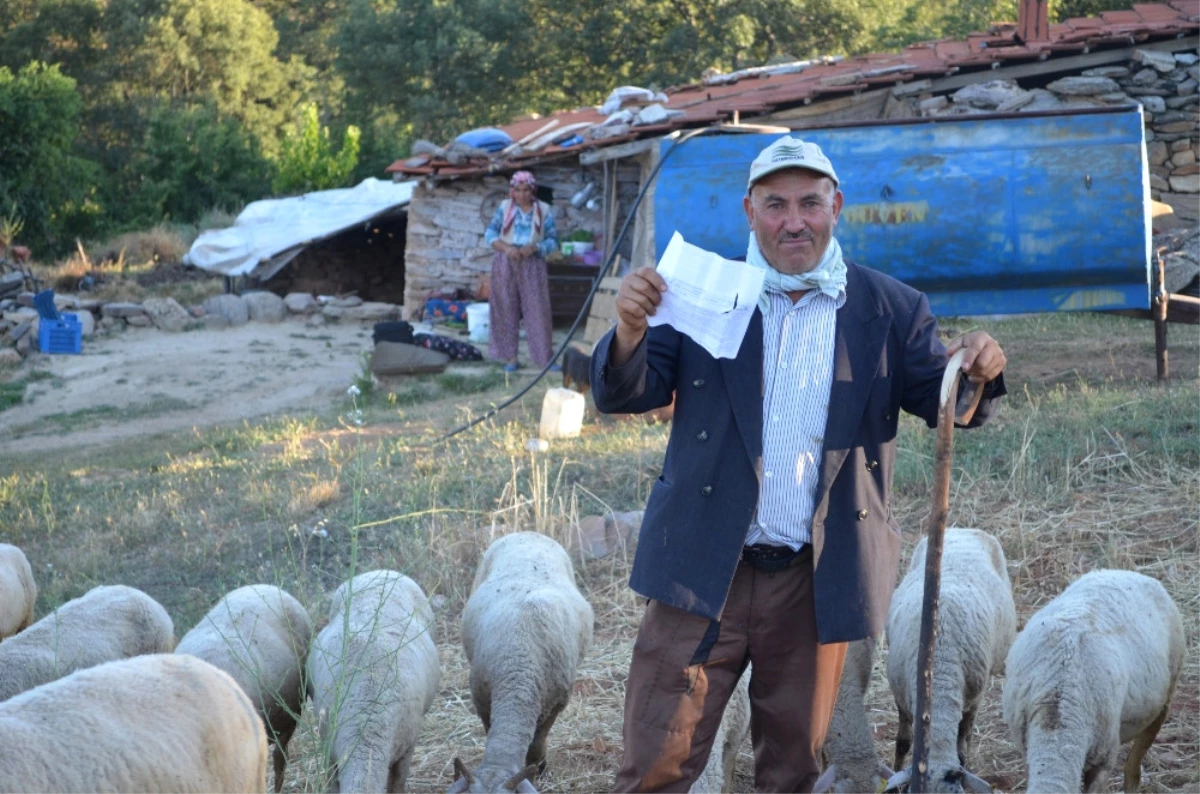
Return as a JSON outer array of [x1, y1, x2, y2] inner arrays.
[[917, 49, 1198, 223], [0, 290, 401, 366]]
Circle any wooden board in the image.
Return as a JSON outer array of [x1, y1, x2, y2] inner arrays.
[[583, 275, 623, 345]]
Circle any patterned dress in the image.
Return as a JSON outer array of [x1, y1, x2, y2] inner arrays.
[[483, 199, 559, 366]]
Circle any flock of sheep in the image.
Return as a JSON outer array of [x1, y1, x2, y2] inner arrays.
[[818, 528, 1185, 794], [0, 525, 1186, 794]]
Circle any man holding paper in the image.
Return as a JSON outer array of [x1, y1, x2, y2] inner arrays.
[[590, 136, 1008, 793]]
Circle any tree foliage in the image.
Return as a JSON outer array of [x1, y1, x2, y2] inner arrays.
[[0, 0, 1144, 254], [0, 62, 101, 252], [274, 102, 360, 194]]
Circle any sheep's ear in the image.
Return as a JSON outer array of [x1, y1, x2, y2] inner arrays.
[[883, 768, 911, 793], [960, 770, 992, 793], [813, 764, 837, 793]]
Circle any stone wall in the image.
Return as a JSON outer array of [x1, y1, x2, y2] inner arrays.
[[911, 47, 1198, 223], [402, 160, 641, 320]]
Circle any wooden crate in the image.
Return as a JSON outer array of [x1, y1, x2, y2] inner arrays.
[[583, 276, 622, 345]]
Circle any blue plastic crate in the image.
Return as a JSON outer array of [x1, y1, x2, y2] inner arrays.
[[33, 289, 62, 321], [38, 314, 82, 354]]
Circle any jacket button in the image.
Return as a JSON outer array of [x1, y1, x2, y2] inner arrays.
[[866, 460, 878, 471], [701, 485, 713, 496], [697, 430, 708, 442], [857, 509, 868, 520], [884, 411, 893, 421], [693, 378, 706, 388]]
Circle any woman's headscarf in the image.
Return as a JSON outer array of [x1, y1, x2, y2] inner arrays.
[[502, 171, 543, 235]]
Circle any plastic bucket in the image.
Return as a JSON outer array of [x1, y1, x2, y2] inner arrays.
[[466, 302, 490, 343]]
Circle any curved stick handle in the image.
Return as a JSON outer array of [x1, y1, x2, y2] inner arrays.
[[910, 350, 971, 794]]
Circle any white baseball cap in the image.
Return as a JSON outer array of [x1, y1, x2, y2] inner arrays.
[[747, 136, 839, 191]]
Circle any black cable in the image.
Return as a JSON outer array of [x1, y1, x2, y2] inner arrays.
[[432, 124, 757, 444]]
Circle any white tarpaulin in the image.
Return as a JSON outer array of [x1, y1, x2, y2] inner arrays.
[[183, 177, 417, 279]]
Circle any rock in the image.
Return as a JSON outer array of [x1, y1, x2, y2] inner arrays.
[[3, 320, 30, 346], [243, 291, 287, 323], [101, 302, 146, 319], [952, 80, 1026, 109], [125, 314, 152, 327], [997, 92, 1035, 111], [569, 510, 645, 559], [1177, 78, 1198, 96], [1172, 164, 1200, 176], [1148, 140, 1170, 166], [1135, 49, 1178, 74], [1083, 66, 1129, 78], [0, 347, 21, 368], [188, 305, 206, 318], [1177, 53, 1200, 67], [142, 297, 190, 332], [326, 295, 363, 308], [1174, 149, 1197, 167], [1158, 192, 1200, 222], [1021, 89, 1067, 112], [16, 292, 33, 308], [99, 315, 119, 329], [202, 293, 249, 326], [305, 313, 326, 327], [346, 302, 399, 322], [201, 313, 230, 330], [53, 294, 79, 310], [3, 307, 38, 325], [283, 292, 318, 313], [1154, 110, 1196, 124], [1171, 139, 1194, 152], [1123, 85, 1171, 97], [1170, 173, 1199, 193], [1166, 95, 1199, 109], [1149, 173, 1170, 192], [76, 298, 102, 312], [15, 332, 31, 356], [919, 96, 948, 114], [1048, 76, 1119, 96], [1130, 68, 1160, 85], [1158, 120, 1198, 134], [1138, 95, 1167, 114], [1157, 228, 1200, 293], [69, 309, 96, 337]]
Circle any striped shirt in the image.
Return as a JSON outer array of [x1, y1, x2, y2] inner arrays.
[[745, 287, 844, 550]]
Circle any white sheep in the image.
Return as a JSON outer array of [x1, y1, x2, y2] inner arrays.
[[176, 584, 312, 792], [448, 531, 594, 794], [0, 653, 268, 792], [689, 664, 751, 794], [307, 570, 440, 793], [0, 544, 36, 640], [1002, 569, 1184, 793], [815, 638, 895, 793], [885, 528, 1016, 793], [0, 584, 175, 701]]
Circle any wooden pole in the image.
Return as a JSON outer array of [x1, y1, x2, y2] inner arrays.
[[910, 350, 980, 793], [1153, 250, 1169, 382]]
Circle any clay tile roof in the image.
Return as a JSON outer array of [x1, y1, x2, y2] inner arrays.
[[387, 2, 1198, 179]]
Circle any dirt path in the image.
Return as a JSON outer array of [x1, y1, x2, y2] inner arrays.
[[0, 321, 376, 456]]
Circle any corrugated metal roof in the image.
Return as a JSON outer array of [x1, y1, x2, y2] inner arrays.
[[387, 0, 1198, 179]]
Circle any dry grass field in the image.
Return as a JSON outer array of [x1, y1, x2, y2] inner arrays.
[[0, 311, 1196, 793]]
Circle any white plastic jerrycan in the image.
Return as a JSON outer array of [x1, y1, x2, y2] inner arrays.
[[539, 387, 586, 439]]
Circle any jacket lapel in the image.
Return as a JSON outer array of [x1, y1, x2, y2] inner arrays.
[[817, 265, 889, 506], [720, 309, 764, 466]]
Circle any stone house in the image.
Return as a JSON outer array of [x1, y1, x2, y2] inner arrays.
[[388, 0, 1198, 325]]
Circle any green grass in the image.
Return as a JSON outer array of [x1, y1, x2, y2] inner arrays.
[[0, 369, 54, 412]]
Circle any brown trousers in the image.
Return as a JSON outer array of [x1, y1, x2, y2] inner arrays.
[[613, 553, 848, 793]]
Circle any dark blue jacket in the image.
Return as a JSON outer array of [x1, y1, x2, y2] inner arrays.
[[589, 261, 1005, 643]]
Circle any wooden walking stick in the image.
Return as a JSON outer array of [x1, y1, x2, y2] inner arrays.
[[908, 349, 984, 794]]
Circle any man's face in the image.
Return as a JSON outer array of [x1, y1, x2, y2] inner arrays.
[[743, 168, 843, 275]]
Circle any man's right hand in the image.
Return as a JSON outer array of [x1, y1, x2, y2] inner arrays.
[[611, 266, 667, 366]]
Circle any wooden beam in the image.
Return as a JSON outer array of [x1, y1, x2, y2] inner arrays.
[[580, 138, 656, 165], [763, 88, 890, 124], [921, 36, 1198, 94]]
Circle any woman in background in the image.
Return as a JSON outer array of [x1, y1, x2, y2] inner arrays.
[[484, 171, 559, 372]]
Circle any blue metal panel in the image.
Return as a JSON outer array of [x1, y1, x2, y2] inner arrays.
[[653, 109, 1152, 314]]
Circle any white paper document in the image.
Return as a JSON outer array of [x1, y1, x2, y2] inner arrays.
[[647, 232, 765, 359]]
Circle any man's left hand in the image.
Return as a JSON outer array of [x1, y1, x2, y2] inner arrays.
[[946, 331, 1006, 384]]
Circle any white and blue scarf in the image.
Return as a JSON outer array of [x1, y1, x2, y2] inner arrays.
[[746, 232, 846, 314]]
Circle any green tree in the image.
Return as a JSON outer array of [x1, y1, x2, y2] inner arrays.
[[137, 0, 313, 154], [273, 102, 360, 194], [0, 61, 102, 254], [115, 102, 273, 225]]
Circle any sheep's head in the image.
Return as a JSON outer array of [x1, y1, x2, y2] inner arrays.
[[813, 761, 894, 793], [883, 766, 992, 794], [447, 757, 539, 794]]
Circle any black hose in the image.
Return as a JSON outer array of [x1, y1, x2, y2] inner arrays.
[[432, 124, 756, 444]]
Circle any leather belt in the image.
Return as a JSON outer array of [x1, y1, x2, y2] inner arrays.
[[741, 543, 811, 573]]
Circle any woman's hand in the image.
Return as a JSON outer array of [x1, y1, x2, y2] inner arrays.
[[519, 244, 537, 259]]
